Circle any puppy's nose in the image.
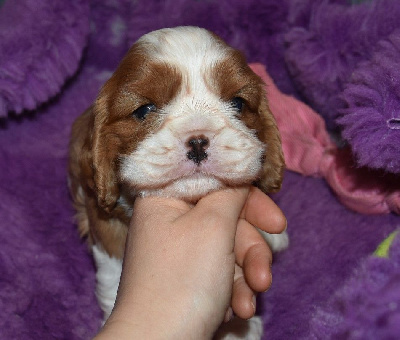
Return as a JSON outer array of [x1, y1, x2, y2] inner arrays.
[[186, 135, 209, 165]]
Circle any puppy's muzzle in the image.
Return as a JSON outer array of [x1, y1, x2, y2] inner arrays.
[[186, 135, 209, 165]]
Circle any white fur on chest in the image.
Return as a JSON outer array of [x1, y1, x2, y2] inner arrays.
[[92, 245, 122, 321]]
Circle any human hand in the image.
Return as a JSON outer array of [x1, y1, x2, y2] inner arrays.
[[96, 186, 286, 339]]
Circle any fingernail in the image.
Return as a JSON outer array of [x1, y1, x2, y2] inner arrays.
[[224, 307, 233, 323], [263, 272, 273, 292], [251, 295, 256, 313]]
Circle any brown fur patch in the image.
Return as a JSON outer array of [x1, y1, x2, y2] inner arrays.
[[68, 43, 183, 258], [211, 50, 285, 193]]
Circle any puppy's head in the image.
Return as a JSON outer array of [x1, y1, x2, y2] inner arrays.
[[90, 26, 284, 211]]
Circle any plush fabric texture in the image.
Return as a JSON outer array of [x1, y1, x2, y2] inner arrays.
[[1, 0, 399, 339], [285, 0, 400, 173], [0, 0, 90, 116], [307, 231, 400, 339], [285, 0, 400, 128], [251, 64, 400, 215], [339, 30, 400, 173]]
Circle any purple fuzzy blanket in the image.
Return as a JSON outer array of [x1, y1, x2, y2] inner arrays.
[[1, 0, 399, 339]]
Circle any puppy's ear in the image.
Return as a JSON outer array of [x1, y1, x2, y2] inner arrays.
[[90, 101, 120, 214], [257, 92, 285, 193]]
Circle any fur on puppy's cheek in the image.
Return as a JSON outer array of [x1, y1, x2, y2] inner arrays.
[[120, 106, 265, 200]]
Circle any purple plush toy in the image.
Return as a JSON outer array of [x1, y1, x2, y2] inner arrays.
[[285, 0, 400, 173], [0, 0, 399, 339]]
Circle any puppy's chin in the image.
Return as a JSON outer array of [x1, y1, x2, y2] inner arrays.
[[135, 174, 225, 202]]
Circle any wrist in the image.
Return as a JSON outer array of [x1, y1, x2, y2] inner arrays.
[[96, 297, 215, 340]]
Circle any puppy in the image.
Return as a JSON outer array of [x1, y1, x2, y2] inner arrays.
[[68, 26, 287, 339]]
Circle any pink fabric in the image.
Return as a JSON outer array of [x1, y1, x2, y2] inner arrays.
[[250, 63, 400, 215]]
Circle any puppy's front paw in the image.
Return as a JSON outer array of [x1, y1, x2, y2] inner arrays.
[[214, 316, 263, 340], [259, 229, 289, 253]]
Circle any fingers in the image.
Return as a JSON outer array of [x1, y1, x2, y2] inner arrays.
[[133, 195, 192, 224], [242, 187, 286, 234], [231, 265, 256, 320], [235, 219, 273, 292], [180, 187, 250, 233], [231, 221, 273, 320]]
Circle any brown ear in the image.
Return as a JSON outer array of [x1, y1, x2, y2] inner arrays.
[[90, 101, 120, 214], [257, 92, 285, 193]]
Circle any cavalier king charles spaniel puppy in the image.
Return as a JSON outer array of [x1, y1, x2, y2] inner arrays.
[[69, 26, 287, 339]]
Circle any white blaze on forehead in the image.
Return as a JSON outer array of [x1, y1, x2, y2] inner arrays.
[[138, 27, 229, 96], [138, 27, 229, 69]]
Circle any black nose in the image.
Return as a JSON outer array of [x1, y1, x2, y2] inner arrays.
[[186, 135, 209, 165]]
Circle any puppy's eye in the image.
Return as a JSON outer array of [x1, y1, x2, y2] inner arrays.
[[230, 97, 244, 113], [132, 104, 156, 120]]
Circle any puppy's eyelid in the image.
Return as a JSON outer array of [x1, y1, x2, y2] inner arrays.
[[230, 96, 245, 113], [131, 103, 157, 120]]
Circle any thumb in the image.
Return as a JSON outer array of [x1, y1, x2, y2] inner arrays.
[[180, 187, 250, 233], [133, 195, 192, 224]]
